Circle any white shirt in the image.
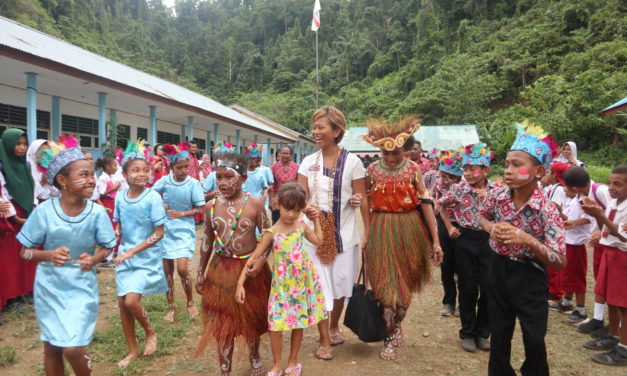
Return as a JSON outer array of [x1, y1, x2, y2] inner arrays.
[[586, 180, 612, 231], [562, 195, 592, 245], [298, 151, 366, 250], [0, 170, 16, 217], [544, 183, 567, 207], [599, 198, 627, 252]]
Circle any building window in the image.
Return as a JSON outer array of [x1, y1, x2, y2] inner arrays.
[[117, 124, 131, 149], [61, 115, 99, 149], [157, 131, 180, 145], [0, 103, 50, 129], [137, 127, 148, 140]]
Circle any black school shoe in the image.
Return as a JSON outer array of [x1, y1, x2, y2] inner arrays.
[[584, 335, 619, 351], [591, 345, 627, 366], [591, 325, 611, 339], [578, 318, 604, 334]]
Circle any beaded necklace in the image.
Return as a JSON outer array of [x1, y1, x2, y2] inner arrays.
[[210, 193, 251, 259]]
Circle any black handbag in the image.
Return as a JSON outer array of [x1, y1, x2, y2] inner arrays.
[[343, 265, 386, 343]]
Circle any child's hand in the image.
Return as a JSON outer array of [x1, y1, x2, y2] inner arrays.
[[448, 226, 461, 239], [432, 243, 444, 266], [349, 193, 363, 207], [622, 223, 627, 233], [167, 209, 183, 219], [491, 222, 527, 245], [195, 274, 204, 294], [114, 227, 121, 241], [245, 257, 266, 278], [564, 220, 575, 230], [114, 251, 132, 266], [303, 204, 319, 221], [235, 284, 246, 305], [588, 231, 601, 247], [474, 188, 487, 199], [51, 247, 71, 266], [73, 253, 95, 271], [0, 201, 11, 217], [581, 197, 603, 218]]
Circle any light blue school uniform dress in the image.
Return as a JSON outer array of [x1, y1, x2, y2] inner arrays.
[[202, 171, 216, 193], [153, 174, 205, 259], [113, 188, 168, 296], [16, 198, 116, 347], [242, 168, 269, 198]]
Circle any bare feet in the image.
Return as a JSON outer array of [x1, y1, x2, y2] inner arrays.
[[329, 330, 345, 346], [391, 326, 405, 347], [117, 352, 138, 368], [187, 302, 199, 319], [164, 310, 175, 323], [380, 342, 396, 360], [143, 331, 157, 356]]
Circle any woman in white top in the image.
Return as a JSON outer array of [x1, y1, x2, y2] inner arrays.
[[26, 139, 60, 202], [554, 141, 585, 168], [297, 106, 370, 360]]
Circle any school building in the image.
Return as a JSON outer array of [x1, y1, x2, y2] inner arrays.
[[0, 16, 315, 164]]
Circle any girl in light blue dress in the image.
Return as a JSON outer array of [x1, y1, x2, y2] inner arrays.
[[153, 142, 205, 322], [16, 135, 116, 376], [113, 141, 168, 368]]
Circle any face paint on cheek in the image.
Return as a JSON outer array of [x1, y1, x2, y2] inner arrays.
[[516, 168, 530, 180], [471, 170, 482, 176]]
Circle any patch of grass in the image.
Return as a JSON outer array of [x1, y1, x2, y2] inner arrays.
[[12, 323, 38, 338], [0, 346, 18, 367], [0, 303, 35, 324], [587, 164, 612, 184], [90, 294, 195, 375]]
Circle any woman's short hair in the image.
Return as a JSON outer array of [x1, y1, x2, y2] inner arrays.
[[311, 106, 346, 144]]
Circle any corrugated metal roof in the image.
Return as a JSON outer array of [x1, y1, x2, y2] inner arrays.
[[0, 16, 296, 141], [340, 125, 480, 152], [601, 97, 627, 116]]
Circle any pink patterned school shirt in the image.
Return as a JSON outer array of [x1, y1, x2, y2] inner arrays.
[[481, 185, 566, 258], [437, 179, 502, 231]]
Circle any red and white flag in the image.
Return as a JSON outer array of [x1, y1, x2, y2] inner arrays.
[[311, 0, 321, 31]]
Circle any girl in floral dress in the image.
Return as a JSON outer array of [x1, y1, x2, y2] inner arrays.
[[236, 182, 327, 376]]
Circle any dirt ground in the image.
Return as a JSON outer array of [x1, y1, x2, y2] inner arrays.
[[1, 229, 625, 376]]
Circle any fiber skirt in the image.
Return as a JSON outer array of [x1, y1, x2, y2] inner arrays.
[[196, 255, 271, 354], [365, 210, 431, 307]]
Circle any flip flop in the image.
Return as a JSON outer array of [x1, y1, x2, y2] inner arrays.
[[330, 331, 345, 346], [315, 346, 333, 360], [285, 364, 302, 376]]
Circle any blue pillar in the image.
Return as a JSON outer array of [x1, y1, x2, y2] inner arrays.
[[206, 130, 211, 150], [187, 116, 194, 141], [236, 130, 241, 153], [26, 73, 37, 143], [149, 106, 157, 145], [213, 123, 219, 147], [227, 135, 232, 144], [180, 124, 186, 141], [98, 92, 107, 153], [295, 140, 301, 163], [51, 96, 61, 140], [253, 135, 259, 144]]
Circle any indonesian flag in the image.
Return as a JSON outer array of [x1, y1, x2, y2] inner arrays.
[[311, 0, 321, 31]]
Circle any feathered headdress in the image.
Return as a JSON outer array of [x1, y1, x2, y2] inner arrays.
[[363, 116, 421, 151], [510, 120, 559, 168], [244, 142, 263, 158], [427, 148, 439, 159], [213, 142, 235, 155], [163, 141, 190, 163], [439, 150, 463, 176], [120, 139, 147, 166], [460, 143, 494, 167], [46, 134, 85, 183]]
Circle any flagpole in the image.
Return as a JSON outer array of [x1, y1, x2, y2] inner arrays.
[[315, 29, 319, 108]]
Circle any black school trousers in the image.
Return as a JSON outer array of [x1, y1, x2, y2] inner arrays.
[[437, 215, 458, 307], [456, 227, 492, 339], [487, 253, 549, 376]]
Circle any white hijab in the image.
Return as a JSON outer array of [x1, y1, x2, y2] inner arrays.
[[26, 139, 60, 200], [555, 141, 584, 167]]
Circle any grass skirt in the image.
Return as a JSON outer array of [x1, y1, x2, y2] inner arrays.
[[365, 210, 431, 307], [196, 255, 271, 355]]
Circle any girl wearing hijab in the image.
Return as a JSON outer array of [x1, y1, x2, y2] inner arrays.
[[0, 128, 36, 309], [555, 141, 585, 168], [27, 140, 61, 202]]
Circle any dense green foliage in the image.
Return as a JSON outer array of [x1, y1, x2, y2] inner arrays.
[[1, 0, 625, 166]]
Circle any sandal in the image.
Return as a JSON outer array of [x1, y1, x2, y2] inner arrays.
[[285, 364, 302, 376], [315, 345, 333, 360], [266, 371, 282, 376], [329, 331, 345, 346]]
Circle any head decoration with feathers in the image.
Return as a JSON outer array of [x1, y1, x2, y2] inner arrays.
[[363, 116, 420, 151], [244, 142, 263, 158], [120, 139, 147, 166], [163, 141, 190, 163], [213, 142, 235, 155], [45, 135, 86, 183], [460, 143, 494, 167], [510, 120, 559, 169], [439, 150, 463, 176]]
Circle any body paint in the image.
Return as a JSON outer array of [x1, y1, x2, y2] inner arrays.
[[516, 168, 530, 180]]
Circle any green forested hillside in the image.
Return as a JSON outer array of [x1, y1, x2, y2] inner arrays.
[[1, 0, 625, 164]]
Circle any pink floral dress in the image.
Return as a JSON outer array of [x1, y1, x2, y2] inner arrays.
[[267, 221, 328, 331]]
